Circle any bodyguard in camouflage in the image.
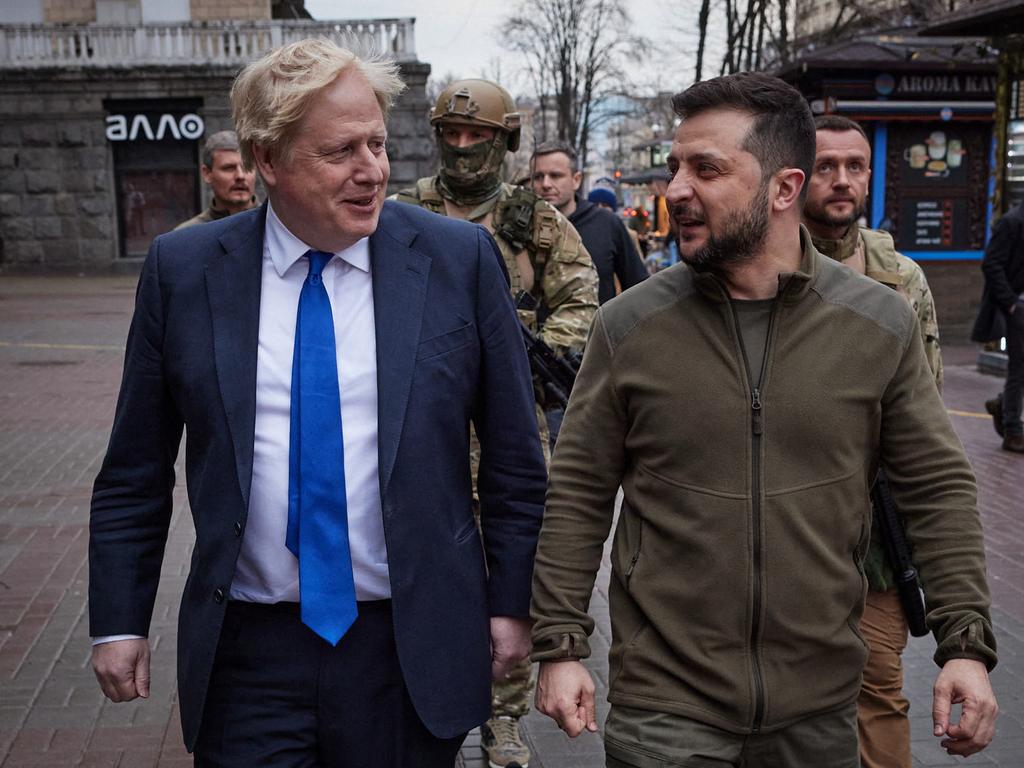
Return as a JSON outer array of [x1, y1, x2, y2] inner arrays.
[[392, 78, 597, 768], [803, 115, 943, 768]]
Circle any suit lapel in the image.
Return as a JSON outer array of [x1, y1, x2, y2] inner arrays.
[[205, 205, 267, 512], [371, 203, 431, 495]]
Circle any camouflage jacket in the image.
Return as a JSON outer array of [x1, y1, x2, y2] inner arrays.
[[391, 177, 598, 354], [813, 224, 943, 592]]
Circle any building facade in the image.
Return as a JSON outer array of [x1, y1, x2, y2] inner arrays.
[[0, 0, 435, 270]]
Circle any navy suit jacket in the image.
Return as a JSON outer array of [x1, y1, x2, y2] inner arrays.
[[89, 201, 547, 748]]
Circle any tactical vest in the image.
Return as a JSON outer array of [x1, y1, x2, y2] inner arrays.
[[394, 178, 561, 328]]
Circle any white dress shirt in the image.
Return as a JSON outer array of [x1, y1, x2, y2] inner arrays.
[[231, 202, 390, 602]]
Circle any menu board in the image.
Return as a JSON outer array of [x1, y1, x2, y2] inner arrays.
[[888, 122, 983, 252], [897, 197, 969, 251]]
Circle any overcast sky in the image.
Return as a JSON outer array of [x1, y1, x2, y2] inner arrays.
[[304, 0, 720, 98]]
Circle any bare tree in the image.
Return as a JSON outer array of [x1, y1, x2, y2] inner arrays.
[[499, 0, 645, 166], [426, 72, 457, 105], [694, 0, 712, 81]]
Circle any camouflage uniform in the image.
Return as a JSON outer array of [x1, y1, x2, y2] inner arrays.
[[392, 81, 597, 733], [392, 177, 595, 352], [812, 222, 942, 768]]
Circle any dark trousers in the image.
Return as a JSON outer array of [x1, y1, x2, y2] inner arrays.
[[194, 600, 465, 768], [1004, 298, 1024, 436]]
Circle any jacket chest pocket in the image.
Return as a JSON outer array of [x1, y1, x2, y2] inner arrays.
[[415, 322, 477, 362]]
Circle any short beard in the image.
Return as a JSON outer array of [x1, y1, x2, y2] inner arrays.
[[803, 198, 865, 232], [682, 179, 770, 273]]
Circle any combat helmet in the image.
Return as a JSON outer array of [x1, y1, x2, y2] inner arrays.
[[430, 79, 521, 203]]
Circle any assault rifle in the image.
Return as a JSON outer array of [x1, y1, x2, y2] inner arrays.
[[513, 290, 581, 411], [870, 469, 929, 637]]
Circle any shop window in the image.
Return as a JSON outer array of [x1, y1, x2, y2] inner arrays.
[[105, 98, 202, 259]]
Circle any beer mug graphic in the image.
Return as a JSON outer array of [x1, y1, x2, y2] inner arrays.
[[905, 143, 928, 169], [947, 139, 965, 168]]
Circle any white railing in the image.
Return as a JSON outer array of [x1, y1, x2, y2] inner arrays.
[[0, 19, 417, 68]]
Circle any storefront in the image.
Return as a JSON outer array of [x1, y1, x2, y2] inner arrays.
[[923, 2, 1024, 217], [0, 20, 433, 270]]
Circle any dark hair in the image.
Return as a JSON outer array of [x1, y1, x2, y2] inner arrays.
[[813, 114, 869, 143], [531, 140, 579, 172], [672, 72, 815, 200]]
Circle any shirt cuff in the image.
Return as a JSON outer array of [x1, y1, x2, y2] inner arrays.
[[91, 634, 146, 646]]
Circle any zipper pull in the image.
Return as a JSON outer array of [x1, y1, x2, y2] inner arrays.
[[751, 388, 763, 435]]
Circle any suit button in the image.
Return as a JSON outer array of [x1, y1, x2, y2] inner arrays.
[[233, 521, 243, 537], [213, 588, 225, 603]]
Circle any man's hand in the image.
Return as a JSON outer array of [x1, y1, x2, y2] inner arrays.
[[91, 638, 151, 702], [932, 658, 998, 756], [536, 660, 599, 737], [490, 616, 532, 681]]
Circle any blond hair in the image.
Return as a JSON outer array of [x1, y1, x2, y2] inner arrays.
[[231, 37, 406, 170]]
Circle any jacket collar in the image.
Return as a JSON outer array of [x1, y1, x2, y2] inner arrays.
[[692, 224, 820, 305]]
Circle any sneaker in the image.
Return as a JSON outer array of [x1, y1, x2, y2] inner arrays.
[[985, 396, 1005, 438], [481, 716, 530, 768], [1003, 434, 1024, 453]]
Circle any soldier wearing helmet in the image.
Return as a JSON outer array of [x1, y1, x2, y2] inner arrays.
[[392, 79, 597, 768]]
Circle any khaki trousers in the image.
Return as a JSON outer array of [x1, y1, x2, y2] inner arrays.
[[857, 587, 910, 768]]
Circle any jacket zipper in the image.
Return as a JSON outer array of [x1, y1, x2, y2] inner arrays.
[[730, 298, 777, 734], [625, 521, 642, 584]]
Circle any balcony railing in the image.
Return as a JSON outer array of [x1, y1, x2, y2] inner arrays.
[[0, 19, 418, 69]]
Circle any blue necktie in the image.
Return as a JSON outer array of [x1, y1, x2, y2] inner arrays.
[[287, 250, 358, 645]]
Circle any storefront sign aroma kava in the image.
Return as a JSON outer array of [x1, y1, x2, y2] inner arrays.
[[875, 73, 995, 97], [105, 113, 204, 141]]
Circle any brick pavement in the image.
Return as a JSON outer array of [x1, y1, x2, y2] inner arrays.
[[0, 276, 1021, 768]]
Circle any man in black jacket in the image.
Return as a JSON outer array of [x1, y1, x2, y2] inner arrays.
[[531, 141, 648, 305], [974, 201, 1024, 452]]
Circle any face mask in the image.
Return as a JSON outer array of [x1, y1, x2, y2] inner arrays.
[[437, 130, 508, 204]]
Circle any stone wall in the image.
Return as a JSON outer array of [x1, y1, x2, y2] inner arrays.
[[920, 261, 986, 343], [44, 0, 96, 23], [0, 60, 435, 272], [190, 0, 270, 21]]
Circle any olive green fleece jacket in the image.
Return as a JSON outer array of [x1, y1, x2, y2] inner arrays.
[[531, 229, 996, 735]]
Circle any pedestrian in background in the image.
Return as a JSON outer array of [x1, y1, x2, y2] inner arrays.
[[530, 71, 998, 768], [588, 187, 648, 271], [803, 113, 943, 768], [973, 200, 1024, 453], [89, 39, 547, 766], [531, 141, 648, 305], [173, 130, 258, 229]]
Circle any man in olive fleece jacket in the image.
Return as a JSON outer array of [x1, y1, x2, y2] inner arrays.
[[530, 73, 998, 768]]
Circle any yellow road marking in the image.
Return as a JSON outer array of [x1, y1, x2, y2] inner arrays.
[[0, 341, 124, 352], [947, 409, 990, 420]]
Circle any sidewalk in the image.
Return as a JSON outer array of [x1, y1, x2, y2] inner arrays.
[[0, 276, 1021, 767]]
